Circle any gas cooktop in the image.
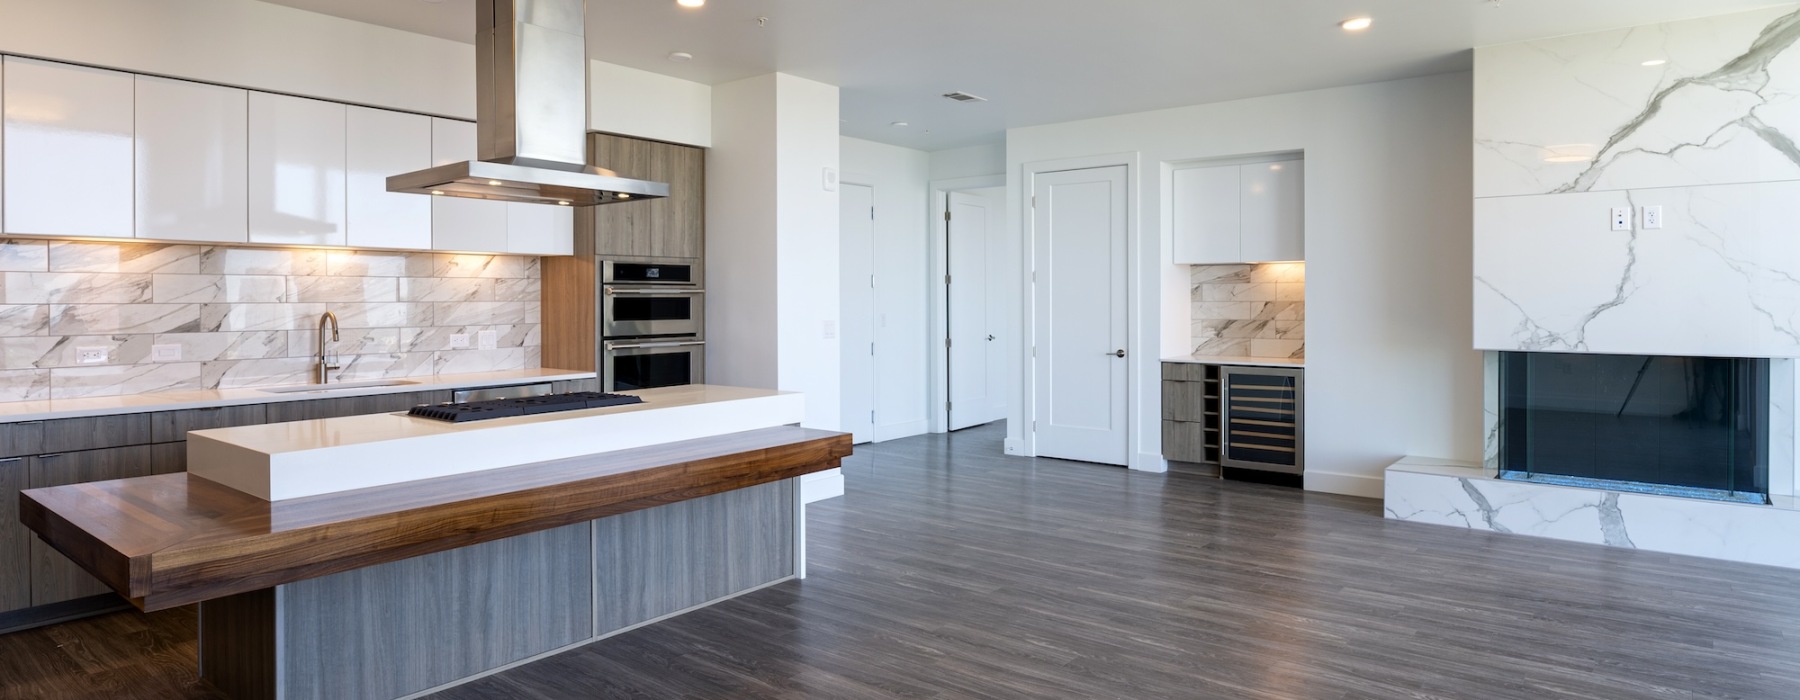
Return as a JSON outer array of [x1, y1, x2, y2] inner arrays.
[[407, 392, 645, 423]]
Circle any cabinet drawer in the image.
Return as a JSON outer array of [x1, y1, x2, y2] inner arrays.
[[0, 422, 43, 459], [1161, 381, 1212, 423], [29, 445, 154, 605], [265, 391, 447, 423], [42, 414, 152, 453], [151, 404, 269, 443], [1162, 420, 1213, 464], [1161, 362, 1210, 382]]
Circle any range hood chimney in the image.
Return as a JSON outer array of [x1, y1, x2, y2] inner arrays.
[[387, 0, 669, 207]]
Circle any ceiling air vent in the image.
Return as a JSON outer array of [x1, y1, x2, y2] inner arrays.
[[942, 91, 988, 103]]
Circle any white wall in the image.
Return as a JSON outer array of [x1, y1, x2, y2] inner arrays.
[[1006, 72, 1480, 497], [706, 75, 781, 391], [775, 74, 843, 434], [931, 143, 1007, 181], [842, 137, 932, 441], [0, 0, 711, 146]]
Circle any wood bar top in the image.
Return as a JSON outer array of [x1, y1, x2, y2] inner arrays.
[[19, 426, 851, 612]]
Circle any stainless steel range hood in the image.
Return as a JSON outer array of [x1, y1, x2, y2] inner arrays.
[[388, 0, 668, 207]]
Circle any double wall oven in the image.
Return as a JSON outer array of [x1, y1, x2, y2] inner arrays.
[[601, 261, 705, 391]]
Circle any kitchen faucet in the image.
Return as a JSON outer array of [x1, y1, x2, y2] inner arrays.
[[316, 311, 341, 384]]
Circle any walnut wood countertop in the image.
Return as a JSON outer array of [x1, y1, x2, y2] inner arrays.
[[19, 426, 851, 612]]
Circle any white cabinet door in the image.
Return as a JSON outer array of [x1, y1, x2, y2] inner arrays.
[[3, 58, 134, 238], [249, 92, 346, 247], [347, 106, 431, 250], [135, 76, 248, 243], [505, 203, 573, 255], [1239, 159, 1304, 262], [1170, 164, 1240, 264], [430, 118, 508, 253]]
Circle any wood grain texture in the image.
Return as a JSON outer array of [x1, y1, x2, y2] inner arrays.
[[539, 252, 596, 372], [278, 523, 592, 700], [594, 479, 792, 635], [1160, 418, 1212, 464], [1161, 361, 1211, 382], [262, 390, 448, 423], [0, 457, 26, 613], [197, 588, 276, 700], [587, 133, 704, 260], [42, 413, 151, 453], [0, 422, 44, 459], [28, 446, 153, 606], [16, 422, 1800, 699], [151, 405, 268, 443], [1160, 379, 1210, 422], [20, 426, 850, 611]]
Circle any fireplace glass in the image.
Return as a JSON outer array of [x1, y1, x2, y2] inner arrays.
[[1498, 352, 1769, 504]]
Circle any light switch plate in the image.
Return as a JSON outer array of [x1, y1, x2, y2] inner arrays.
[[477, 330, 498, 350], [448, 333, 470, 350], [1642, 205, 1664, 229], [822, 320, 838, 340], [1610, 207, 1632, 231], [151, 344, 182, 362]]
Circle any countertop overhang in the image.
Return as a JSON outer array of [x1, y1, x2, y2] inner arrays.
[[20, 425, 851, 612]]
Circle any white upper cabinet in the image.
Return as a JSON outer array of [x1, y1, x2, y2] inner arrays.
[[249, 92, 346, 247], [3, 58, 134, 238], [1171, 158, 1304, 264], [135, 76, 248, 243], [1239, 159, 1304, 263], [1171, 164, 1240, 264], [429, 118, 509, 253], [347, 106, 431, 250], [505, 202, 573, 255]]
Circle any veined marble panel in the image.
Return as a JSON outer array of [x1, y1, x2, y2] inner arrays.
[[1385, 458, 1800, 570], [1474, 181, 1800, 357], [1475, 6, 1800, 198], [1189, 263, 1306, 359]]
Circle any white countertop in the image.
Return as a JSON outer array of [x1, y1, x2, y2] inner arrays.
[[0, 368, 596, 424], [1161, 354, 1306, 369], [188, 384, 806, 501]]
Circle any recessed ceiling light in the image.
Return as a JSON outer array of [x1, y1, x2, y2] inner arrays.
[[668, 52, 694, 62], [1340, 16, 1373, 31], [891, 121, 909, 127], [1642, 59, 1667, 66], [677, 0, 704, 7]]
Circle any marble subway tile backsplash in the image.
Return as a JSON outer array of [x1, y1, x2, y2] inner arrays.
[[0, 240, 543, 401], [1190, 263, 1305, 359]]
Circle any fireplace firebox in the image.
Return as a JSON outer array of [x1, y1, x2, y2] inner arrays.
[[1497, 352, 1769, 504]]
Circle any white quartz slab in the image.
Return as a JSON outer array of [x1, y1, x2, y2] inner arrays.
[[188, 384, 806, 501], [1385, 457, 1800, 570], [0, 368, 597, 423], [1161, 354, 1305, 369]]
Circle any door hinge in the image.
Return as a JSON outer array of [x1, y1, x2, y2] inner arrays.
[[871, 410, 876, 423], [945, 210, 952, 222], [945, 338, 952, 348], [1031, 271, 1036, 284], [1031, 195, 1037, 208], [1032, 420, 1037, 432], [870, 342, 875, 356], [947, 401, 953, 411], [1032, 346, 1037, 358], [871, 207, 875, 220], [870, 274, 875, 288], [945, 274, 952, 285]]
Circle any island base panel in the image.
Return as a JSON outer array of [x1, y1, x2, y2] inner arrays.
[[197, 480, 800, 700]]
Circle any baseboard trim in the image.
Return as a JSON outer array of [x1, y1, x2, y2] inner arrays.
[[1129, 451, 1169, 473], [801, 469, 845, 503], [1003, 438, 1025, 455], [1305, 469, 1384, 499], [0, 594, 130, 635]]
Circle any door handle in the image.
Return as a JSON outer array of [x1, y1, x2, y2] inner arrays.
[[987, 335, 996, 341], [1107, 349, 1126, 358]]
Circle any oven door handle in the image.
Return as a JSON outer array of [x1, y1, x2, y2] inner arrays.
[[605, 287, 705, 296], [606, 340, 707, 350]]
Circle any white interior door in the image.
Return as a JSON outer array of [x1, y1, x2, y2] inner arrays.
[[1032, 165, 1129, 465], [948, 190, 1001, 430], [840, 183, 876, 444]]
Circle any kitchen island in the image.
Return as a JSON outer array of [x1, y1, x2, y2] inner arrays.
[[18, 385, 851, 700]]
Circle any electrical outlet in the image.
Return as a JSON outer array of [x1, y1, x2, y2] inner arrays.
[[76, 347, 108, 365], [1610, 207, 1632, 231], [151, 344, 182, 362], [448, 333, 471, 349], [1642, 205, 1663, 230], [477, 330, 498, 350]]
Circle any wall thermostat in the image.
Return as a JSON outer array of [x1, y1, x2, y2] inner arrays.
[[823, 167, 840, 192]]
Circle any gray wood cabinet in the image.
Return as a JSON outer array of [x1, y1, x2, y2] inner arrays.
[[43, 413, 151, 453], [1161, 363, 1220, 465], [265, 390, 447, 423], [29, 445, 155, 605], [584, 133, 704, 260], [151, 404, 268, 443], [0, 422, 43, 459], [0, 457, 26, 613]]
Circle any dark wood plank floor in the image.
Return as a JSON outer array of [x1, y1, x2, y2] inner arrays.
[[7, 421, 1800, 699]]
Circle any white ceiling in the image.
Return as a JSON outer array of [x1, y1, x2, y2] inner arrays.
[[262, 0, 1794, 151]]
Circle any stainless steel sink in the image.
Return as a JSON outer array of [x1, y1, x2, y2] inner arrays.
[[258, 379, 419, 394]]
